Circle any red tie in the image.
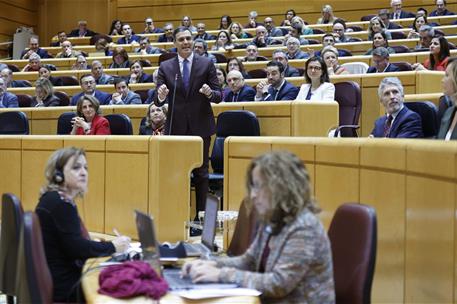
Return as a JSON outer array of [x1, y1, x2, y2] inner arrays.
[[384, 115, 393, 137]]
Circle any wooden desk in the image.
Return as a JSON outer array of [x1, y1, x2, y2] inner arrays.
[[82, 258, 259, 303]]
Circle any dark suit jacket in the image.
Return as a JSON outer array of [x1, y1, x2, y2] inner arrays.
[[371, 106, 423, 138], [195, 33, 216, 40], [154, 54, 221, 137], [31, 94, 61, 107], [117, 35, 141, 44], [10, 80, 31, 88], [0, 92, 19, 108], [70, 90, 111, 106], [437, 106, 457, 140], [224, 85, 256, 102], [284, 66, 300, 77], [386, 22, 402, 30], [129, 73, 153, 84], [390, 10, 415, 19], [158, 35, 173, 43], [430, 9, 455, 16], [68, 29, 96, 37], [263, 81, 299, 101], [20, 48, 51, 59], [367, 63, 400, 73]]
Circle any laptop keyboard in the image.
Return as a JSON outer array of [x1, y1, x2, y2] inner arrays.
[[163, 268, 195, 290], [183, 242, 210, 257]]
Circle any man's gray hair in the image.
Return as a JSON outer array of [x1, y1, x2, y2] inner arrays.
[[372, 47, 390, 58], [378, 77, 404, 99], [286, 37, 300, 45], [273, 49, 288, 58], [29, 53, 41, 61], [419, 25, 435, 37], [193, 38, 208, 51]]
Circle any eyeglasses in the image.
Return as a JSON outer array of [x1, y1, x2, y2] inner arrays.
[[307, 66, 322, 71]]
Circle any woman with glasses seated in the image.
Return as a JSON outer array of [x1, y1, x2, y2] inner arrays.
[[295, 56, 335, 101], [182, 151, 335, 303]]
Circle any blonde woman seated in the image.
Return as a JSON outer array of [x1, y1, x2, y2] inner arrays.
[[229, 22, 250, 39], [31, 77, 60, 107], [295, 56, 335, 101], [322, 46, 349, 75], [182, 151, 335, 303], [139, 103, 168, 135], [70, 95, 111, 135]]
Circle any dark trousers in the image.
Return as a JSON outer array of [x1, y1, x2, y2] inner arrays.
[[193, 136, 210, 216]]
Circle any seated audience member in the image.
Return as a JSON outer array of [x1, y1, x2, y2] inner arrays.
[[255, 61, 299, 101], [56, 40, 81, 58], [31, 78, 60, 107], [245, 44, 267, 62], [50, 31, 68, 47], [91, 60, 114, 85], [365, 31, 396, 55], [378, 9, 402, 30], [368, 16, 392, 40], [313, 33, 348, 58], [68, 20, 96, 37], [245, 10, 263, 28], [332, 19, 356, 43], [438, 58, 457, 139], [407, 15, 428, 39], [215, 66, 227, 90], [322, 46, 348, 75], [136, 37, 161, 55], [370, 77, 423, 138], [71, 55, 90, 70], [390, 0, 415, 19], [110, 78, 142, 105], [39, 65, 63, 87], [415, 25, 435, 51], [272, 49, 300, 77], [109, 47, 130, 69], [181, 16, 197, 32], [291, 16, 313, 35], [21, 53, 42, 72], [430, 0, 455, 16], [226, 57, 250, 79], [416, 7, 429, 17], [317, 5, 338, 24], [211, 30, 235, 51], [281, 9, 296, 26], [193, 39, 216, 63], [143, 17, 163, 34], [109, 19, 123, 35], [0, 78, 18, 108], [413, 36, 450, 71], [117, 24, 141, 44], [195, 23, 215, 40], [71, 95, 111, 135], [264, 17, 282, 37], [182, 151, 335, 304], [36, 147, 130, 301], [0, 68, 31, 87], [219, 15, 232, 30], [21, 37, 50, 59], [250, 26, 278, 48], [158, 23, 174, 42], [128, 60, 153, 84], [285, 24, 309, 46], [286, 37, 309, 60], [296, 56, 335, 101], [229, 22, 250, 39], [139, 103, 168, 135], [70, 74, 111, 106], [95, 38, 112, 56], [224, 70, 255, 102], [367, 47, 400, 73]]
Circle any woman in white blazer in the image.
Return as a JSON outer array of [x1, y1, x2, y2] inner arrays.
[[295, 56, 335, 102]]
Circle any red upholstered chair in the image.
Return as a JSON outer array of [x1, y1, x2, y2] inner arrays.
[[328, 203, 377, 304], [247, 68, 267, 79], [334, 81, 362, 137], [16, 212, 53, 304], [58, 76, 79, 86], [0, 193, 24, 304], [16, 94, 33, 107], [159, 52, 177, 64], [213, 53, 227, 63], [54, 91, 70, 106], [361, 14, 376, 21]]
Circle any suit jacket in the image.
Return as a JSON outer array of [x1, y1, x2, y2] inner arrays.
[[386, 22, 402, 30], [95, 73, 114, 85], [284, 65, 300, 77], [20, 48, 51, 59], [430, 9, 455, 16], [0, 92, 19, 108], [263, 80, 299, 101], [371, 106, 423, 138], [287, 50, 309, 60], [129, 73, 153, 84], [109, 91, 142, 105], [154, 53, 222, 137], [31, 94, 60, 107], [10, 80, 31, 88], [195, 33, 216, 40], [75, 114, 111, 135], [70, 90, 111, 106], [367, 63, 400, 73], [296, 82, 335, 102], [224, 85, 256, 102], [117, 35, 141, 45], [390, 10, 415, 19], [68, 29, 96, 37], [437, 105, 457, 140], [158, 34, 173, 43]]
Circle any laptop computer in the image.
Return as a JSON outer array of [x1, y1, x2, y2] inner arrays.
[[134, 209, 237, 291]]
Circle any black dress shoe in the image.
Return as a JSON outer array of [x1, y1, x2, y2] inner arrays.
[[190, 227, 202, 237]]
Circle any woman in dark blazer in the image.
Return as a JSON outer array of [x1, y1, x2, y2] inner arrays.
[[31, 77, 61, 107], [139, 103, 168, 135]]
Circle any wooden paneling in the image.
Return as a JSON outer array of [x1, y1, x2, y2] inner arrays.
[[0, 0, 37, 45]]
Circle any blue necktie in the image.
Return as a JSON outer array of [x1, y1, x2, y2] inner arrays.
[[183, 59, 190, 91]]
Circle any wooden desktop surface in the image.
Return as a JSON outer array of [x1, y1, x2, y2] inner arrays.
[[82, 258, 260, 304]]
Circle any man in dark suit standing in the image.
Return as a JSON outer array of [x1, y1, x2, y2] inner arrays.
[[367, 47, 400, 73], [224, 70, 255, 102], [255, 61, 299, 101], [371, 77, 423, 138], [154, 27, 222, 223]]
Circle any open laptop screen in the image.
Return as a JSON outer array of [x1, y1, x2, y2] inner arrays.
[[201, 195, 218, 250]]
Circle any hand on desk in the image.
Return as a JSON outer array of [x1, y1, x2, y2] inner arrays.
[[181, 259, 220, 283]]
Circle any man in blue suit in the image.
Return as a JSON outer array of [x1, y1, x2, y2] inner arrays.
[[255, 61, 299, 101], [371, 77, 423, 138], [0, 68, 31, 88], [224, 70, 255, 102], [367, 47, 400, 73], [109, 78, 142, 105], [20, 37, 50, 59], [0, 78, 18, 108], [117, 24, 141, 45], [70, 75, 111, 106]]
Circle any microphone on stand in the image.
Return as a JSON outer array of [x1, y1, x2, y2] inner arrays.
[[168, 73, 178, 136]]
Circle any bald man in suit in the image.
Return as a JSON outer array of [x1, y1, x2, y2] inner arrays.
[[154, 27, 222, 225]]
